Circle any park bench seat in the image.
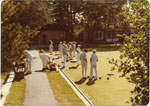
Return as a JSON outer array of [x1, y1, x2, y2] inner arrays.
[[13, 63, 25, 80]]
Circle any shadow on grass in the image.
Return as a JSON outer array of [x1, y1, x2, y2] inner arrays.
[[75, 78, 87, 85], [69, 65, 79, 69], [13, 78, 24, 82], [86, 79, 97, 86], [86, 46, 121, 52], [54, 57, 60, 60], [35, 70, 44, 72], [54, 54, 59, 56]]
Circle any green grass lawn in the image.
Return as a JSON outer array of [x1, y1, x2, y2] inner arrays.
[[62, 51, 135, 105], [4, 79, 26, 105], [46, 71, 85, 105]]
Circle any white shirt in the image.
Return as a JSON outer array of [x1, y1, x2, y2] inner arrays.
[[90, 53, 98, 64], [80, 52, 87, 64], [40, 53, 51, 68], [30, 50, 40, 59], [73, 44, 76, 50], [69, 45, 72, 50], [25, 51, 33, 60], [76, 47, 81, 54], [62, 46, 68, 55], [49, 44, 53, 49], [58, 43, 63, 51]]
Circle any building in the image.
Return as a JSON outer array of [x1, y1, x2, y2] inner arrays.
[[31, 24, 130, 45], [31, 0, 132, 45], [31, 24, 66, 45]]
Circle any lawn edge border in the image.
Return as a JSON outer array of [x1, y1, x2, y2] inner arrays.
[[1, 71, 14, 105], [56, 65, 94, 106]]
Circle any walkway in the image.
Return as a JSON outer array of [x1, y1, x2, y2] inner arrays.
[[23, 50, 57, 106]]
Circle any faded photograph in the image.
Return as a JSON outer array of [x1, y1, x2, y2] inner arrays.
[[1, 0, 149, 106]]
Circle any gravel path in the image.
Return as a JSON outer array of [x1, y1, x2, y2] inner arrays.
[[23, 50, 57, 106]]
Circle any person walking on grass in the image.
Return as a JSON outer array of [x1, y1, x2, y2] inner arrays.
[[68, 42, 73, 60], [49, 41, 53, 55], [90, 49, 98, 80], [80, 49, 88, 78], [76, 44, 81, 66], [73, 41, 76, 57], [58, 42, 63, 58], [62, 44, 68, 68]]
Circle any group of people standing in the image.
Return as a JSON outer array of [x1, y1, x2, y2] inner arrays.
[[80, 49, 98, 80], [49, 40, 79, 67], [49, 40, 98, 80], [25, 40, 99, 80]]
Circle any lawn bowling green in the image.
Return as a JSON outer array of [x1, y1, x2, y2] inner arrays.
[[54, 50, 135, 105]]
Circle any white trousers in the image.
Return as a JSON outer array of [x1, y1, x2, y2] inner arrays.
[[81, 62, 87, 78], [41, 59, 48, 69], [28, 60, 32, 72], [69, 50, 72, 59], [73, 49, 76, 57], [49, 47, 53, 54], [59, 50, 62, 57], [90, 63, 97, 79], [63, 55, 67, 67], [77, 53, 80, 65]]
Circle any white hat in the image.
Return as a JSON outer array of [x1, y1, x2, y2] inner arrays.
[[92, 49, 96, 52]]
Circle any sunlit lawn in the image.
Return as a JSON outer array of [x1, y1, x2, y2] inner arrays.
[[46, 71, 84, 105], [62, 50, 135, 105], [4, 79, 26, 105]]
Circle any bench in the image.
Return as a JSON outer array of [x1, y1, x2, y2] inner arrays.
[[13, 62, 25, 80]]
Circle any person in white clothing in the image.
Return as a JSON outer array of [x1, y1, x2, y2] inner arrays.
[[62, 44, 68, 67], [80, 49, 88, 78], [49, 42, 53, 55], [68, 42, 73, 60], [58, 42, 63, 58], [40, 49, 52, 71], [76, 44, 81, 66], [73, 41, 76, 57], [24, 50, 33, 74], [90, 49, 98, 79], [49, 40, 52, 44]]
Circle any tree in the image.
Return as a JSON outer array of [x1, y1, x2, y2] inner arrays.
[[109, 0, 149, 105], [1, 0, 54, 72], [53, 0, 84, 40], [79, 0, 126, 43]]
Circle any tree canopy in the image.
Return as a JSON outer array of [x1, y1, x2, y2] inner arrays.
[[109, 0, 149, 105], [1, 0, 54, 72]]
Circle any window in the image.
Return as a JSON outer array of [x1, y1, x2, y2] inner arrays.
[[95, 31, 103, 40]]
